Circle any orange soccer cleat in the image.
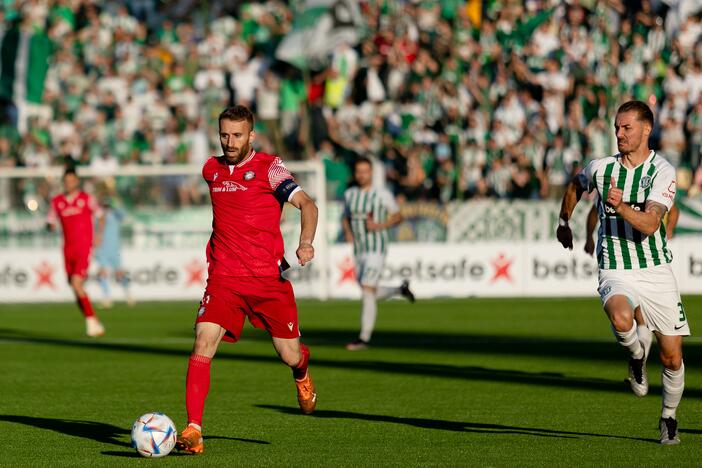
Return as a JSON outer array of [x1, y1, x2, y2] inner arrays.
[[176, 425, 204, 454], [295, 372, 317, 414]]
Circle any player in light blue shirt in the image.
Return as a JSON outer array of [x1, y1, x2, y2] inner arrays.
[[94, 198, 133, 307]]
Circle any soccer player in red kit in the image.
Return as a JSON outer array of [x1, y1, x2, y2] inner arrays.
[[176, 105, 319, 454], [47, 168, 106, 337]]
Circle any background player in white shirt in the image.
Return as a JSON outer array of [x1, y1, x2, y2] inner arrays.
[[342, 157, 415, 350], [557, 100, 689, 444]]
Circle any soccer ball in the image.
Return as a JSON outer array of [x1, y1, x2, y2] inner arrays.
[[131, 412, 177, 458]]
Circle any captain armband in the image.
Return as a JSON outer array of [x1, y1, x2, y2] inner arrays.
[[274, 179, 300, 203]]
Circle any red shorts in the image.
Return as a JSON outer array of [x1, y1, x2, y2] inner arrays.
[[195, 275, 300, 342], [64, 248, 90, 279]]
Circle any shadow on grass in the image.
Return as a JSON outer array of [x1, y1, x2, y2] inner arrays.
[[172, 327, 702, 365], [0, 414, 271, 458], [100, 435, 270, 458], [100, 450, 190, 458], [205, 435, 270, 444], [0, 415, 130, 447], [2, 329, 701, 398], [255, 405, 658, 443]]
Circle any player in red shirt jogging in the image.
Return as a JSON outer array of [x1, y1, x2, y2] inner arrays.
[[176, 105, 319, 454], [47, 168, 106, 337]]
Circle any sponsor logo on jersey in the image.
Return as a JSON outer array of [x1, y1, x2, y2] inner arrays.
[[287, 322, 294, 332], [212, 180, 248, 193], [244, 170, 255, 181], [640, 176, 651, 188], [60, 206, 84, 217], [213, 172, 219, 181], [604, 202, 644, 215], [663, 181, 676, 200]]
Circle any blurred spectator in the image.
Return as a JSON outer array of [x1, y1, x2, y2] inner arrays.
[[0, 0, 700, 212]]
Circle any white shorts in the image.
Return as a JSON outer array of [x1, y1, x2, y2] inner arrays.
[[598, 263, 690, 336], [355, 253, 386, 288]]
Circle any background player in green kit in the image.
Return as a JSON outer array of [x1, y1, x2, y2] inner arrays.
[[342, 157, 415, 351], [557, 100, 690, 445]]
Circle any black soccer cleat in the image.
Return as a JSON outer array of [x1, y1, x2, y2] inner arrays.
[[400, 280, 415, 303], [628, 354, 648, 397], [346, 339, 369, 351], [659, 417, 680, 445]]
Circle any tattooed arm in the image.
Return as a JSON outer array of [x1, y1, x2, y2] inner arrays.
[[610, 198, 667, 237]]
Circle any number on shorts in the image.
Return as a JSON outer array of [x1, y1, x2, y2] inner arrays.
[[678, 302, 686, 322]]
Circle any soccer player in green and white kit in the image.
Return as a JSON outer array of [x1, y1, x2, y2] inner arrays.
[[557, 100, 690, 444], [342, 157, 415, 351]]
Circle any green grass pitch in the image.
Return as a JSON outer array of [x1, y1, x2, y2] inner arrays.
[[1, 297, 701, 467]]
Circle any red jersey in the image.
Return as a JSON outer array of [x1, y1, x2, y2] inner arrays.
[[203, 150, 300, 278], [48, 191, 101, 251]]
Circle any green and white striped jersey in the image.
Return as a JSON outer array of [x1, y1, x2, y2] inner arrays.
[[580, 150, 676, 270], [344, 186, 399, 255]]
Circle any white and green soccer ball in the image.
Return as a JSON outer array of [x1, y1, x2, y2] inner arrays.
[[131, 412, 177, 458]]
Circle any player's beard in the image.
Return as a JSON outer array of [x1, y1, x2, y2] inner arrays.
[[617, 136, 640, 156], [223, 141, 251, 165]]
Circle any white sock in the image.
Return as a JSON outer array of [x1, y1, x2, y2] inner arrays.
[[662, 363, 685, 419], [612, 322, 644, 359], [636, 324, 653, 358], [359, 291, 377, 342], [187, 422, 202, 432], [377, 286, 400, 300]]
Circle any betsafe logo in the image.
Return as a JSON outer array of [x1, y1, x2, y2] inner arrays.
[[532, 257, 598, 279], [0, 261, 57, 290], [184, 259, 207, 287], [34, 261, 57, 289], [0, 259, 209, 290], [336, 254, 515, 284]]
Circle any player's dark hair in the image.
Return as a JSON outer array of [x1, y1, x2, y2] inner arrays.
[[219, 105, 254, 129], [63, 167, 77, 178], [617, 100, 654, 127], [354, 156, 372, 170]]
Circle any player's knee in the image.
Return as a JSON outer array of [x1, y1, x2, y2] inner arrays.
[[70, 278, 85, 295], [280, 348, 301, 367], [193, 333, 219, 357], [610, 312, 633, 332], [660, 351, 682, 371]]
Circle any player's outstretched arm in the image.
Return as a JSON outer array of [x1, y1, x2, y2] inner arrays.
[[607, 177, 665, 236], [289, 189, 318, 266], [342, 216, 354, 243], [557, 176, 586, 250], [584, 203, 598, 256], [95, 213, 106, 247], [667, 203, 679, 239], [366, 212, 402, 232]]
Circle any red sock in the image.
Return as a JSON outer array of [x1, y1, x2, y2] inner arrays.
[[186, 354, 212, 427], [77, 295, 96, 318], [292, 343, 310, 381]]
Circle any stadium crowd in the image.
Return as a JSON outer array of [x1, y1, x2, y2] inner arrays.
[[2, 0, 702, 206]]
